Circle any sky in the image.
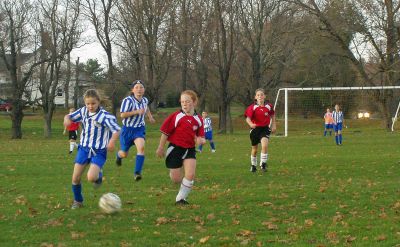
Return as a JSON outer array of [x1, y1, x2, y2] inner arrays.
[[70, 28, 108, 67]]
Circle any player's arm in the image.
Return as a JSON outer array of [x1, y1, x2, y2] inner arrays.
[[270, 114, 276, 133], [120, 109, 145, 118], [64, 114, 72, 128], [246, 117, 256, 129], [107, 131, 120, 152], [156, 133, 168, 158], [146, 108, 155, 123]]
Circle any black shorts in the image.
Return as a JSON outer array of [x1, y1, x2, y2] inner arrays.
[[69, 130, 78, 140], [250, 126, 271, 146], [165, 143, 196, 169]]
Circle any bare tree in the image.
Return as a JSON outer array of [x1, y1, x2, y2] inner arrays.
[[210, 0, 237, 134], [0, 0, 50, 139], [118, 0, 175, 109], [290, 0, 400, 129], [84, 0, 118, 114], [37, 0, 82, 138]]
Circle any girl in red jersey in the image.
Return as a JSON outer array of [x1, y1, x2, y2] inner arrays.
[[244, 88, 276, 173], [156, 90, 206, 205], [63, 108, 80, 154]]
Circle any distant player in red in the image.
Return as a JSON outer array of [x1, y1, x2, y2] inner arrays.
[[63, 108, 80, 154], [156, 90, 205, 205], [244, 88, 276, 173]]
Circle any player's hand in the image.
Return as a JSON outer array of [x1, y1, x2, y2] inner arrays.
[[136, 109, 145, 115], [271, 126, 276, 133], [149, 116, 156, 124], [156, 146, 165, 158], [107, 142, 115, 152], [196, 137, 206, 146], [249, 123, 256, 129]]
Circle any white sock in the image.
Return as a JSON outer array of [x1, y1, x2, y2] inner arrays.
[[260, 153, 268, 165], [176, 178, 193, 201], [70, 143, 75, 152], [251, 156, 257, 166]]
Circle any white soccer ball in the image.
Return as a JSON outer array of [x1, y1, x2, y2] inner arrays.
[[99, 193, 122, 214]]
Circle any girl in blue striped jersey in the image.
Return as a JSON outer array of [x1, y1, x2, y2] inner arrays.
[[116, 80, 155, 181], [197, 111, 216, 153], [332, 104, 345, 145], [64, 89, 120, 209]]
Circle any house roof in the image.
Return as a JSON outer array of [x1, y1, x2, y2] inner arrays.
[[0, 53, 35, 72]]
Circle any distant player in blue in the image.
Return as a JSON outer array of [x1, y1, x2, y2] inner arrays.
[[64, 89, 120, 209], [332, 104, 345, 145], [197, 111, 216, 153], [115, 80, 155, 181]]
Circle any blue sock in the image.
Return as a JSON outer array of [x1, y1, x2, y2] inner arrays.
[[339, 134, 342, 144], [329, 131, 332, 136], [198, 145, 203, 151], [95, 170, 103, 184], [324, 130, 327, 136], [72, 184, 83, 202], [335, 136, 339, 145], [134, 155, 145, 174], [210, 142, 215, 150]]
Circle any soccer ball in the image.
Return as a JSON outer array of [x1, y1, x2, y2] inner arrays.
[[99, 193, 122, 214]]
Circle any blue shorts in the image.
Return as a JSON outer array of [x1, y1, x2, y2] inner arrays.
[[120, 126, 146, 152], [333, 123, 343, 132], [75, 146, 107, 168], [325, 124, 333, 129], [205, 130, 213, 140]]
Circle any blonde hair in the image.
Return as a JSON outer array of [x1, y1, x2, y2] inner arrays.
[[181, 90, 198, 103], [255, 88, 265, 95], [83, 89, 101, 102]]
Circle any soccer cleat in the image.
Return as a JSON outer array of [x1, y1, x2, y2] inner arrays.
[[175, 199, 189, 205], [134, 173, 142, 181], [211, 149, 216, 153], [69, 151, 73, 154], [250, 165, 257, 173], [116, 157, 122, 166], [261, 162, 267, 172], [71, 201, 83, 209]]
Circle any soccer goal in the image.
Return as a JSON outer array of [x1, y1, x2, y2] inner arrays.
[[273, 86, 400, 136]]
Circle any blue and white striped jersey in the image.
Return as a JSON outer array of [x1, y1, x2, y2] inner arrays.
[[203, 117, 213, 132], [332, 111, 344, 124], [69, 107, 121, 149], [120, 96, 149, 128]]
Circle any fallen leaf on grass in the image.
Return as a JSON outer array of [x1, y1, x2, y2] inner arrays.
[[71, 231, 86, 239], [199, 236, 210, 244], [156, 217, 168, 225], [376, 235, 386, 241], [304, 219, 314, 227]]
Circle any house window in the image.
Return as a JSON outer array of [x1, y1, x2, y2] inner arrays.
[[57, 88, 63, 96]]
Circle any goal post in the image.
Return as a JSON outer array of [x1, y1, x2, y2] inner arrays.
[[273, 86, 400, 137]]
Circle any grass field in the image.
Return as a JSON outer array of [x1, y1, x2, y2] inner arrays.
[[1, 110, 400, 246]]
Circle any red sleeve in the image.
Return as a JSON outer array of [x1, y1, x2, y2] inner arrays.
[[268, 103, 275, 116], [160, 112, 177, 136], [197, 117, 205, 137], [244, 104, 254, 118]]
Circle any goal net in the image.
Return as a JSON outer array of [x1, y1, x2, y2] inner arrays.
[[273, 86, 400, 136]]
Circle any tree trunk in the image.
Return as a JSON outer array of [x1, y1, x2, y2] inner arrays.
[[74, 57, 80, 109], [10, 101, 24, 139], [64, 52, 71, 108]]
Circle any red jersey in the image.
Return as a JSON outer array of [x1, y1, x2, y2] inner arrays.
[[160, 110, 205, 148], [244, 102, 275, 127], [67, 122, 80, 131]]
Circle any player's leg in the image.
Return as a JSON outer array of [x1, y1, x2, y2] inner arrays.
[[88, 149, 107, 188], [208, 132, 216, 152], [324, 124, 327, 136], [250, 145, 258, 172], [133, 137, 145, 181], [260, 137, 269, 172], [175, 158, 196, 204], [71, 163, 86, 209], [116, 127, 132, 166], [338, 123, 343, 145], [333, 124, 339, 145]]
